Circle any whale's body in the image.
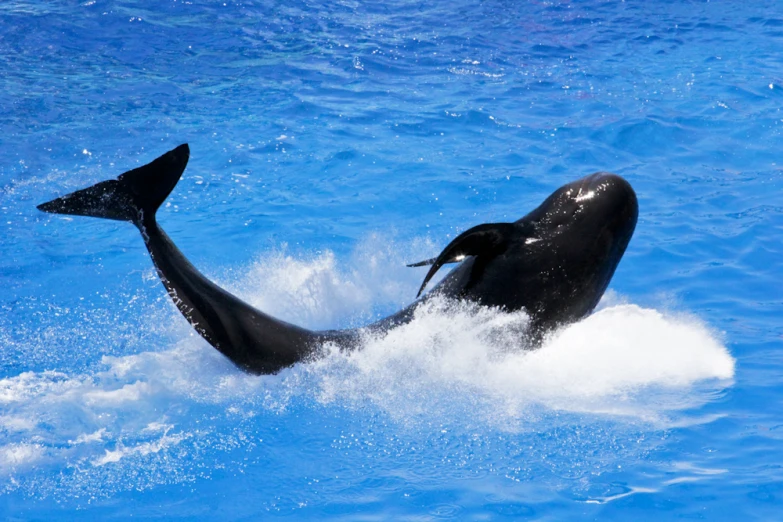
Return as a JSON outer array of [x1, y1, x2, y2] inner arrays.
[[38, 145, 638, 374]]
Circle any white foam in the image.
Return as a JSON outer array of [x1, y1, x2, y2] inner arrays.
[[0, 237, 735, 491], [0, 443, 44, 472], [91, 428, 186, 467], [70, 429, 106, 445], [307, 297, 733, 424], [225, 234, 435, 329], [220, 238, 734, 423]]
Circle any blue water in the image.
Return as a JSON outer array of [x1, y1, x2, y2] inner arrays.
[[2, 0, 782, 519]]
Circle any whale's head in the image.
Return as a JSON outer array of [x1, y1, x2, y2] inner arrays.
[[507, 172, 638, 328], [410, 172, 638, 337], [522, 172, 638, 260]]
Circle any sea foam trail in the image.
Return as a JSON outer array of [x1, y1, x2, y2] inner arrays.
[[309, 297, 734, 424], [0, 238, 735, 485], [225, 238, 733, 421]]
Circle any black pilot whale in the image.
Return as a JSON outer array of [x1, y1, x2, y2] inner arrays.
[[38, 144, 638, 374]]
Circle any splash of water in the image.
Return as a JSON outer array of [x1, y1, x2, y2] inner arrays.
[[0, 236, 735, 497], [308, 296, 733, 426]]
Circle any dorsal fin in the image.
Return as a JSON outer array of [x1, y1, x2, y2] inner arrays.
[[414, 223, 516, 297]]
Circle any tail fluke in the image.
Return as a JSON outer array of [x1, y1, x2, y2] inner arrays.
[[37, 144, 189, 226]]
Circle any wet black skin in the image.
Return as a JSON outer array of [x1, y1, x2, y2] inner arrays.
[[374, 172, 638, 340], [425, 173, 638, 333], [38, 145, 638, 374]]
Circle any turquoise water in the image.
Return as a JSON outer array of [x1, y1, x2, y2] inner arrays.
[[2, 0, 782, 519]]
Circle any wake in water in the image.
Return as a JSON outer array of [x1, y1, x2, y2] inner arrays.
[[311, 296, 734, 425], [0, 236, 734, 497]]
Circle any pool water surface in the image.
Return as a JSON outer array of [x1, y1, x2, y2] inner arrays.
[[1, 0, 783, 519]]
